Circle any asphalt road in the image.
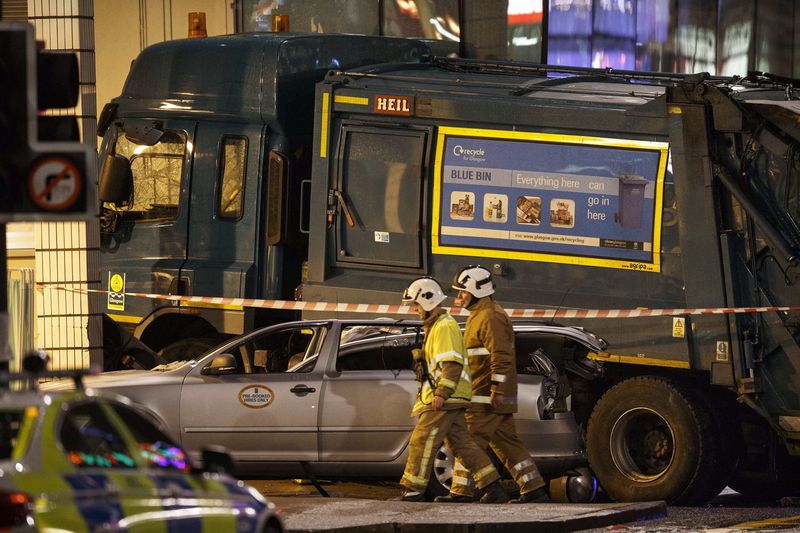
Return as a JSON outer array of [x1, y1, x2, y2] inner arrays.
[[249, 480, 800, 532]]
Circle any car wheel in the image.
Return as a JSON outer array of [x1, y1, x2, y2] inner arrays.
[[427, 444, 454, 498], [586, 376, 720, 504]]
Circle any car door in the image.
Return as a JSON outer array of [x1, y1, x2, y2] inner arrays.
[[179, 323, 329, 462], [318, 323, 420, 461], [512, 325, 606, 458]]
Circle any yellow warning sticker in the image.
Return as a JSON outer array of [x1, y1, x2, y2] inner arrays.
[[672, 317, 685, 338], [107, 272, 125, 311]]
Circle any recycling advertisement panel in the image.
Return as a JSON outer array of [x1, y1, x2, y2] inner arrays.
[[432, 127, 669, 272]]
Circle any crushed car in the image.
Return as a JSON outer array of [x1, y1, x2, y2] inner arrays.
[[44, 319, 606, 498]]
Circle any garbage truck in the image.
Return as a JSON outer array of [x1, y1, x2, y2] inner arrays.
[[97, 32, 800, 503]]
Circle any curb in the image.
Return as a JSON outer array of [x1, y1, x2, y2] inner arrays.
[[275, 498, 667, 533]]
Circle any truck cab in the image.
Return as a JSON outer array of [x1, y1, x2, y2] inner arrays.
[[97, 33, 428, 365]]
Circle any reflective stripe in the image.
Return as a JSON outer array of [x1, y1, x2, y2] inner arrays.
[[468, 347, 490, 356], [451, 475, 470, 486], [491, 373, 507, 383], [434, 350, 464, 364], [519, 471, 543, 484], [403, 427, 440, 489], [511, 458, 536, 474], [473, 464, 496, 482], [461, 370, 472, 383], [439, 378, 456, 390], [472, 395, 492, 404], [402, 473, 428, 488]]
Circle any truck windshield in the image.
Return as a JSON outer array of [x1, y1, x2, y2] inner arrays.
[[111, 128, 187, 222]]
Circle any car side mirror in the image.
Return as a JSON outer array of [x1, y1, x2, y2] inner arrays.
[[201, 353, 237, 375], [199, 445, 236, 475]]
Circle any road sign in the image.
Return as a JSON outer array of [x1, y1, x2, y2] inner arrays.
[[0, 22, 95, 221], [27, 156, 82, 211]]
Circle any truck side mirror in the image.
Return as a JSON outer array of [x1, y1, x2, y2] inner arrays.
[[99, 153, 133, 203], [201, 353, 238, 375]]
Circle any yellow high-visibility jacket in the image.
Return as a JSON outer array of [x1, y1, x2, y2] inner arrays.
[[411, 310, 473, 416]]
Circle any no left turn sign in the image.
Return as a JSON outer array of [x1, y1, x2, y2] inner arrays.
[[28, 156, 83, 211]]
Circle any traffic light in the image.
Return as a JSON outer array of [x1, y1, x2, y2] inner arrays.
[[0, 22, 96, 221]]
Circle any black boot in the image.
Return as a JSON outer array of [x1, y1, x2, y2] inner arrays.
[[510, 486, 548, 503], [434, 493, 474, 503], [478, 481, 509, 504]]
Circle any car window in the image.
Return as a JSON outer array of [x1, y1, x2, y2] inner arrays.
[[60, 402, 137, 469], [232, 325, 326, 374], [0, 409, 24, 460], [337, 329, 419, 371], [109, 403, 189, 472]]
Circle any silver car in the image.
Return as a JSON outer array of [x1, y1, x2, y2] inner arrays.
[[44, 319, 605, 495]]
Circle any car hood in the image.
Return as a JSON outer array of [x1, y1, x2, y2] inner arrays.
[[40, 369, 188, 391]]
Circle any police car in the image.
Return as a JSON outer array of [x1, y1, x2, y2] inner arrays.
[[1, 353, 284, 532]]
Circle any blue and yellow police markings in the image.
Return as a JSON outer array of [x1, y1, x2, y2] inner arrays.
[[7, 398, 87, 530], [7, 393, 260, 532]]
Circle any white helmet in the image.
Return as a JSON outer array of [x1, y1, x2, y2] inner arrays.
[[402, 277, 446, 311], [452, 265, 495, 298]]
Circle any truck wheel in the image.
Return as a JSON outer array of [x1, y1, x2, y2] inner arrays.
[[586, 376, 719, 504], [158, 337, 219, 363]]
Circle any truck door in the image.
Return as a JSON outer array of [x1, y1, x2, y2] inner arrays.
[[101, 120, 196, 323], [333, 126, 428, 269], [180, 123, 264, 305]]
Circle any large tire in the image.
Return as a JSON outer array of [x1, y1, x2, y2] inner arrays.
[[690, 387, 742, 501], [728, 418, 800, 501], [586, 376, 720, 504]]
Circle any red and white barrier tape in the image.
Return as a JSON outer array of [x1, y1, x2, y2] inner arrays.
[[42, 285, 800, 319]]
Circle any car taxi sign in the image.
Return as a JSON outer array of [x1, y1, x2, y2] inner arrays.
[[28, 156, 83, 211], [239, 385, 275, 408]]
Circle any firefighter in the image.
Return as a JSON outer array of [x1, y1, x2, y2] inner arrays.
[[395, 276, 509, 503], [437, 265, 548, 504]]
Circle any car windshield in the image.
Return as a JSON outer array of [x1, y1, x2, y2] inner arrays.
[[151, 360, 191, 371], [0, 409, 26, 460]]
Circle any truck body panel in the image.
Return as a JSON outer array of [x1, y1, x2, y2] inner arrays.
[[99, 39, 800, 502]]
